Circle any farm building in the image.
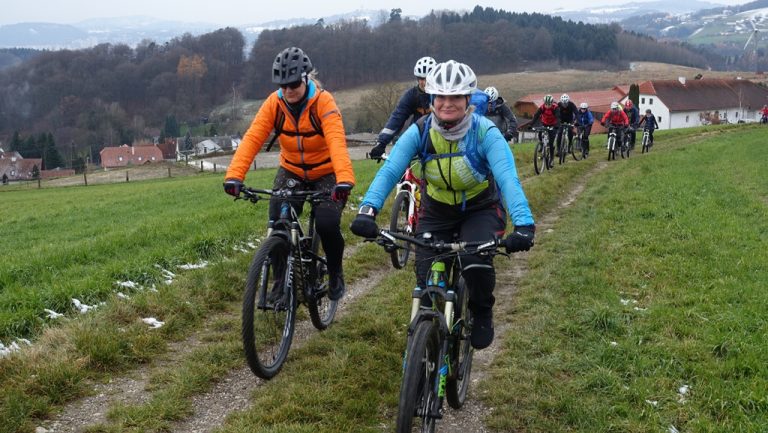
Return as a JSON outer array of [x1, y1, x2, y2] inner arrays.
[[100, 144, 164, 169]]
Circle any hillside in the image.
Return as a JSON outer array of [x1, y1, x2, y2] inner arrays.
[[1, 124, 766, 433]]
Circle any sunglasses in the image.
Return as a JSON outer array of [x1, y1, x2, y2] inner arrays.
[[279, 80, 303, 90]]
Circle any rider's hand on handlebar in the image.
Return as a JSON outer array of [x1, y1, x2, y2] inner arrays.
[[505, 225, 535, 253], [350, 206, 378, 238], [223, 178, 244, 197], [331, 183, 353, 202], [369, 141, 386, 161]]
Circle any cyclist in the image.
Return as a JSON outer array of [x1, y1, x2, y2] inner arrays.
[[369, 56, 437, 159], [600, 102, 629, 148], [761, 104, 768, 123], [483, 86, 518, 143], [223, 46, 355, 301], [638, 108, 659, 146], [350, 60, 535, 350], [556, 93, 578, 155], [528, 94, 560, 157], [576, 102, 594, 158], [623, 99, 639, 147]]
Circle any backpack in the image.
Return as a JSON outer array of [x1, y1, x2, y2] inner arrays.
[[469, 89, 489, 116], [266, 93, 324, 151]]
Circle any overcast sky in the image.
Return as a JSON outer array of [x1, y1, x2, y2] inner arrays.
[[0, 0, 751, 26]]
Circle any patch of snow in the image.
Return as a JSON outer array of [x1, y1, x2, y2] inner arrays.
[[669, 425, 680, 433], [178, 261, 209, 270], [678, 384, 690, 403], [44, 309, 64, 319], [141, 317, 165, 329], [116, 280, 140, 290], [117, 292, 130, 299], [646, 399, 658, 407], [71, 298, 99, 314]]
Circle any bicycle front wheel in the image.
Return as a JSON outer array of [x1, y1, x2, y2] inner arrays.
[[557, 134, 567, 165], [242, 235, 296, 380], [396, 320, 439, 433], [571, 137, 583, 161], [389, 190, 412, 269], [307, 230, 338, 330], [446, 277, 474, 409], [533, 141, 546, 175], [607, 138, 615, 161], [642, 134, 650, 153]]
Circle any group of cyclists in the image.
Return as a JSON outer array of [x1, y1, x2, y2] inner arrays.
[[224, 48, 534, 353], [529, 94, 659, 160]]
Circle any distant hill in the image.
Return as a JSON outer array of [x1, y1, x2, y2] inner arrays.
[[553, 0, 725, 24], [0, 10, 390, 50]]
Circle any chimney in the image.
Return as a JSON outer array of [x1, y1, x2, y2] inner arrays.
[[678, 76, 686, 85]]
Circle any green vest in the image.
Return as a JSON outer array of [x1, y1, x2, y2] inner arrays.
[[423, 128, 489, 206]]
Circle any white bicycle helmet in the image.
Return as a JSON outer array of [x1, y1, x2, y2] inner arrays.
[[414, 56, 437, 78], [560, 93, 570, 103], [425, 60, 477, 95], [484, 86, 499, 102], [580, 102, 589, 109], [610, 101, 620, 110]]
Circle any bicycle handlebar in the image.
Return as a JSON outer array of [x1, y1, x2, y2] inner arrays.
[[376, 229, 504, 254], [238, 185, 330, 203]]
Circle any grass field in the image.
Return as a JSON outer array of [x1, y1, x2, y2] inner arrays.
[[1, 123, 766, 433]]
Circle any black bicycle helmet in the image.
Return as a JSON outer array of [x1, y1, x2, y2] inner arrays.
[[272, 47, 313, 85]]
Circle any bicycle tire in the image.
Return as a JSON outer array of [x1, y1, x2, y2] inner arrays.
[[571, 136, 583, 161], [607, 137, 616, 161], [641, 133, 650, 153], [533, 141, 546, 175], [621, 136, 630, 159], [557, 131, 567, 165], [389, 190, 412, 269], [242, 235, 296, 379], [446, 276, 474, 409], [307, 230, 338, 330], [396, 320, 439, 433]]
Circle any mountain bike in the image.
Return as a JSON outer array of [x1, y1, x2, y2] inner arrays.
[[556, 122, 574, 165], [236, 180, 338, 379], [606, 126, 619, 161], [372, 229, 509, 433], [573, 124, 587, 160], [620, 127, 631, 159], [533, 126, 555, 174], [389, 164, 421, 269], [641, 127, 652, 153], [367, 152, 422, 269]]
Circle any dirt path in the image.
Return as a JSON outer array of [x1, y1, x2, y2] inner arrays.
[[38, 160, 608, 433], [434, 161, 607, 433]]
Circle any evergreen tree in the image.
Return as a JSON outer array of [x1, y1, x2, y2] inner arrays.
[[629, 83, 640, 107]]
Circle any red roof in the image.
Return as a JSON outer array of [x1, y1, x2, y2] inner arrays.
[[638, 78, 768, 111], [100, 145, 164, 168], [515, 88, 628, 114]]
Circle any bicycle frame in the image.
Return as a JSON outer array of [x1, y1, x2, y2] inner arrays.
[[394, 166, 421, 234]]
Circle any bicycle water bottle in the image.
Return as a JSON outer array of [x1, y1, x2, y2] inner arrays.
[[428, 261, 446, 288]]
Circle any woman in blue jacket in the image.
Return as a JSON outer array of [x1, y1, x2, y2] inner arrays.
[[351, 60, 535, 350], [576, 102, 594, 157]]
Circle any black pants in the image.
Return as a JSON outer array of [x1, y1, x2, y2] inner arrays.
[[269, 167, 345, 278], [414, 194, 507, 316]]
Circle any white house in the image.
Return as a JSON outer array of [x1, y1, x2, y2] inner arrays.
[[625, 78, 768, 130]]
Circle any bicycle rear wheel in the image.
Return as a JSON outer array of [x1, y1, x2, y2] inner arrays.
[[396, 320, 439, 433], [389, 190, 412, 269], [242, 235, 296, 379], [307, 230, 338, 330], [446, 276, 474, 409]]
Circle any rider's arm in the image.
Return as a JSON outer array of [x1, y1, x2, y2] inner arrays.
[[225, 92, 279, 181], [500, 102, 518, 136], [360, 124, 421, 212], [377, 86, 420, 146], [317, 91, 355, 186], [478, 117, 535, 227]]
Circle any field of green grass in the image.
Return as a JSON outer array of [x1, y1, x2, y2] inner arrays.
[[0, 124, 766, 433]]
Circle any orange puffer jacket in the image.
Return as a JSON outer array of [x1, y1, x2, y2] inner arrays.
[[226, 80, 355, 186]]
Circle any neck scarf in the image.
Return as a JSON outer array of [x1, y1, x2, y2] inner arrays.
[[432, 112, 472, 141]]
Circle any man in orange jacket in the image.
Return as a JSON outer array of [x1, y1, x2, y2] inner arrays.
[[224, 46, 355, 301]]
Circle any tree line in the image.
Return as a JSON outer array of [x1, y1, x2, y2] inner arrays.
[[0, 6, 718, 166]]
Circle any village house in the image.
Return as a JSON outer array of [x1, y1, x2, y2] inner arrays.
[[100, 144, 164, 169], [0, 148, 43, 182], [625, 78, 768, 129]]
